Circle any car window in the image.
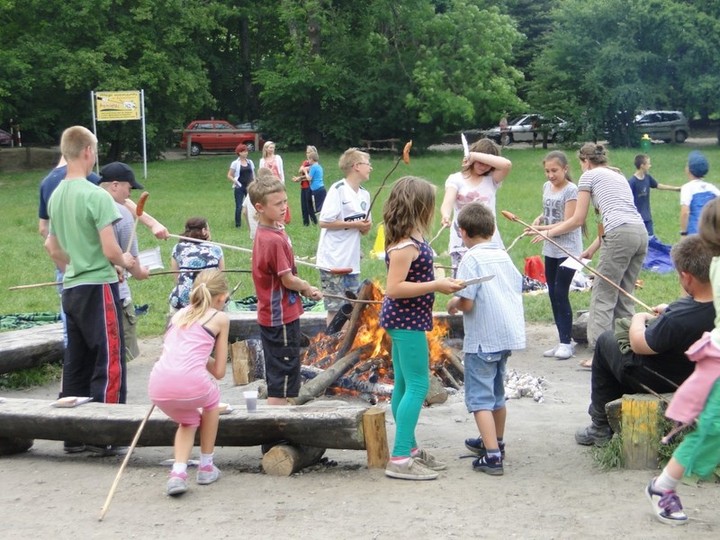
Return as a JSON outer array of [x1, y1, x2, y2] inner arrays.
[[215, 123, 232, 130], [195, 123, 214, 130]]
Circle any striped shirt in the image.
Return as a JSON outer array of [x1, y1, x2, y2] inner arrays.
[[578, 167, 643, 234], [541, 181, 582, 259], [454, 243, 526, 353]]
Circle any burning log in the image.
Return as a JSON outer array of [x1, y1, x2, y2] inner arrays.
[[291, 344, 372, 405], [300, 365, 394, 398], [439, 366, 461, 390], [261, 444, 326, 476], [336, 280, 377, 359], [447, 349, 465, 379]]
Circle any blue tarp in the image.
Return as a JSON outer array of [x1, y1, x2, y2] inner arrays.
[[643, 235, 675, 274]]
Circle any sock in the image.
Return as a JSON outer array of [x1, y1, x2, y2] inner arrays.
[[486, 450, 502, 461], [391, 456, 411, 465], [200, 452, 214, 468], [171, 462, 188, 476], [654, 470, 680, 492], [411, 448, 420, 457]]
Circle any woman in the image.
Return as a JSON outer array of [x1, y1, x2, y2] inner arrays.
[[227, 143, 255, 228], [535, 143, 647, 367], [259, 140, 289, 223]]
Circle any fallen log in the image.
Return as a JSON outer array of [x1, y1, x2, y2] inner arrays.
[[261, 444, 326, 476], [301, 364, 394, 397], [0, 323, 64, 374], [291, 344, 372, 405]]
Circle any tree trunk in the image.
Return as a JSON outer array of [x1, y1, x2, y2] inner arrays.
[[261, 444, 326, 476]]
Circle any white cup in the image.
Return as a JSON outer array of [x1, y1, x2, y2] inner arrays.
[[243, 390, 258, 413]]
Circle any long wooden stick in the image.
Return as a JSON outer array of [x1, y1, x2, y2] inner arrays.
[[98, 404, 155, 521], [505, 231, 527, 253], [500, 210, 654, 312], [428, 223, 448, 246], [323, 293, 383, 305]]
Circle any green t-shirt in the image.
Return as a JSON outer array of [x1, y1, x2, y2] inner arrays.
[[48, 177, 121, 288]]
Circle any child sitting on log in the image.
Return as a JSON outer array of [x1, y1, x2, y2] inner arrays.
[[148, 269, 230, 496]]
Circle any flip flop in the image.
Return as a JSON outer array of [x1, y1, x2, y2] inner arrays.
[[578, 358, 593, 370]]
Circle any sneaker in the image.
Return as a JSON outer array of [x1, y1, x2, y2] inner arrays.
[[645, 478, 688, 525], [166, 472, 189, 496], [464, 437, 506, 459], [574, 423, 612, 446], [86, 444, 129, 457], [413, 449, 447, 471], [543, 345, 559, 357], [554, 343, 574, 360], [385, 458, 439, 481], [197, 464, 220, 485], [472, 454, 504, 476], [63, 441, 86, 454]]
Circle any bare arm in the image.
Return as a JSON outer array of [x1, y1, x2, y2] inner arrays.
[[680, 205, 689, 233], [440, 185, 459, 227], [319, 218, 372, 235], [385, 244, 464, 299], [279, 272, 322, 300], [465, 151, 512, 184], [628, 312, 657, 355], [206, 312, 230, 379], [656, 183, 681, 192], [44, 234, 69, 271], [126, 257, 150, 280], [546, 191, 591, 238], [123, 198, 169, 240], [38, 218, 50, 239], [447, 295, 474, 315]]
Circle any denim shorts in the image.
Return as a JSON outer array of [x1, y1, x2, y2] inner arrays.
[[320, 270, 359, 312], [464, 349, 510, 412]]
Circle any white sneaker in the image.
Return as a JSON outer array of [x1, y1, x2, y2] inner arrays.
[[385, 457, 438, 480], [543, 345, 559, 357], [554, 343, 574, 359]]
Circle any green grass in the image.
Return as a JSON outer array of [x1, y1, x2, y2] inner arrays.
[[1, 143, 717, 338]]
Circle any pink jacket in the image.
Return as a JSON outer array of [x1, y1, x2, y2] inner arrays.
[[665, 332, 720, 424]]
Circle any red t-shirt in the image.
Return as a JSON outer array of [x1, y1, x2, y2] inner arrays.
[[252, 224, 304, 326]]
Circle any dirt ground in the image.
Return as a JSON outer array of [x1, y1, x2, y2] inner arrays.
[[1, 323, 718, 539]]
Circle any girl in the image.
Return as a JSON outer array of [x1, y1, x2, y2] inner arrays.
[[534, 143, 647, 368], [292, 145, 318, 225], [381, 176, 465, 481], [440, 138, 512, 271], [531, 151, 583, 360], [259, 141, 289, 223], [149, 269, 230, 496], [645, 198, 720, 525], [227, 143, 255, 228], [168, 217, 225, 312]]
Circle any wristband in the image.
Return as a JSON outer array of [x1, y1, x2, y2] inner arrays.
[[680, 231, 688, 236]]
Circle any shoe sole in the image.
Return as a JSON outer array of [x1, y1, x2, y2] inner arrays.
[[167, 485, 189, 496], [575, 433, 612, 446], [414, 458, 447, 471], [645, 486, 688, 526], [385, 470, 438, 481], [473, 465, 504, 476]]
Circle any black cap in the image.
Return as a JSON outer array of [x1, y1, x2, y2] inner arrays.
[[99, 162, 144, 189]]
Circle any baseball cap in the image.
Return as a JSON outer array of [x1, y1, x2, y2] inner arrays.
[[688, 151, 709, 178], [99, 162, 144, 189]]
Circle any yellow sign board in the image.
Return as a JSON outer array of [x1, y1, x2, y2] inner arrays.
[[95, 91, 141, 121]]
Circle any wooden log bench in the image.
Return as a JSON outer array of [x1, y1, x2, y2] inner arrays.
[[0, 322, 64, 374], [605, 392, 674, 469], [0, 397, 389, 469], [358, 138, 401, 153]]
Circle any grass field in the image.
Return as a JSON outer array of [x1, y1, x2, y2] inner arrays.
[[2, 142, 717, 337]]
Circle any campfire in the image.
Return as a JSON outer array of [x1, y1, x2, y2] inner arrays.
[[298, 281, 465, 404]]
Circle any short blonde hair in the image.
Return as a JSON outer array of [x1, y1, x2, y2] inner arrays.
[[248, 176, 285, 206], [60, 126, 97, 161], [338, 148, 369, 173]]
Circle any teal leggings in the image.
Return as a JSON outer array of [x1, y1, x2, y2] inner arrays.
[[387, 328, 430, 457]]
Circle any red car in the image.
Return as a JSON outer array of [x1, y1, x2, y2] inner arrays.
[[180, 120, 264, 156]]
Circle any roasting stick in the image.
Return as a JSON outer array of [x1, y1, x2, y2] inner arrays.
[[166, 233, 352, 274], [323, 293, 383, 305], [501, 210, 654, 312], [504, 231, 527, 253], [98, 404, 155, 521], [428, 223, 448, 246], [124, 191, 149, 254]]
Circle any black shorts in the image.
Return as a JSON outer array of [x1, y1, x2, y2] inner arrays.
[[259, 320, 301, 398]]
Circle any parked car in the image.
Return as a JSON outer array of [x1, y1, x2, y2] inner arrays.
[[485, 114, 568, 145], [179, 120, 264, 156], [0, 128, 11, 146], [633, 110, 689, 143]]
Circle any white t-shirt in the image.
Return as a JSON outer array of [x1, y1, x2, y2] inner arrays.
[[243, 195, 258, 241], [316, 179, 371, 273], [445, 171, 503, 254]]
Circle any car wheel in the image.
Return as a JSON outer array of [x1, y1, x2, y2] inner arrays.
[[675, 131, 688, 143], [190, 143, 202, 156]]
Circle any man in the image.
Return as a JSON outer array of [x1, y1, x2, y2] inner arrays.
[[98, 162, 151, 360], [575, 235, 716, 446], [45, 126, 135, 455]]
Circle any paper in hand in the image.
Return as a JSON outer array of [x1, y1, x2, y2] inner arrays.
[[560, 257, 591, 271], [462, 275, 495, 286]]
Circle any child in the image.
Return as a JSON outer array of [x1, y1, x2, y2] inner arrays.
[[248, 177, 322, 405], [680, 150, 719, 236], [316, 148, 373, 327], [148, 269, 230, 496], [645, 198, 720, 525], [628, 153, 680, 237], [447, 202, 526, 476], [531, 151, 582, 360], [307, 149, 326, 214], [440, 138, 512, 271], [292, 145, 318, 225], [380, 176, 465, 481], [168, 217, 224, 313], [227, 143, 255, 228]]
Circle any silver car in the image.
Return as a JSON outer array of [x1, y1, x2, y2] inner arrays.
[[634, 110, 689, 143], [486, 114, 568, 145]]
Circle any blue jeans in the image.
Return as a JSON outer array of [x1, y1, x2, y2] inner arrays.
[[464, 350, 509, 412], [234, 186, 247, 227], [544, 256, 576, 344]]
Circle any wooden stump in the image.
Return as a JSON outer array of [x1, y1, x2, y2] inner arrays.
[[231, 340, 251, 385], [621, 394, 663, 469], [361, 407, 389, 468], [0, 436, 34, 456], [261, 444, 326, 476]]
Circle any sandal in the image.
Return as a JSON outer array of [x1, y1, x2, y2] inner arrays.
[[578, 358, 593, 370]]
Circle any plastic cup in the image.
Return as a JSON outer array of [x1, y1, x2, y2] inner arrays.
[[243, 390, 258, 413]]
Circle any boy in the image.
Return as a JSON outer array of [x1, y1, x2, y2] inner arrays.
[[447, 202, 526, 475], [44, 126, 135, 455], [98, 162, 151, 359], [248, 177, 322, 405], [315, 148, 373, 326], [628, 154, 680, 236], [680, 150, 719, 235]]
